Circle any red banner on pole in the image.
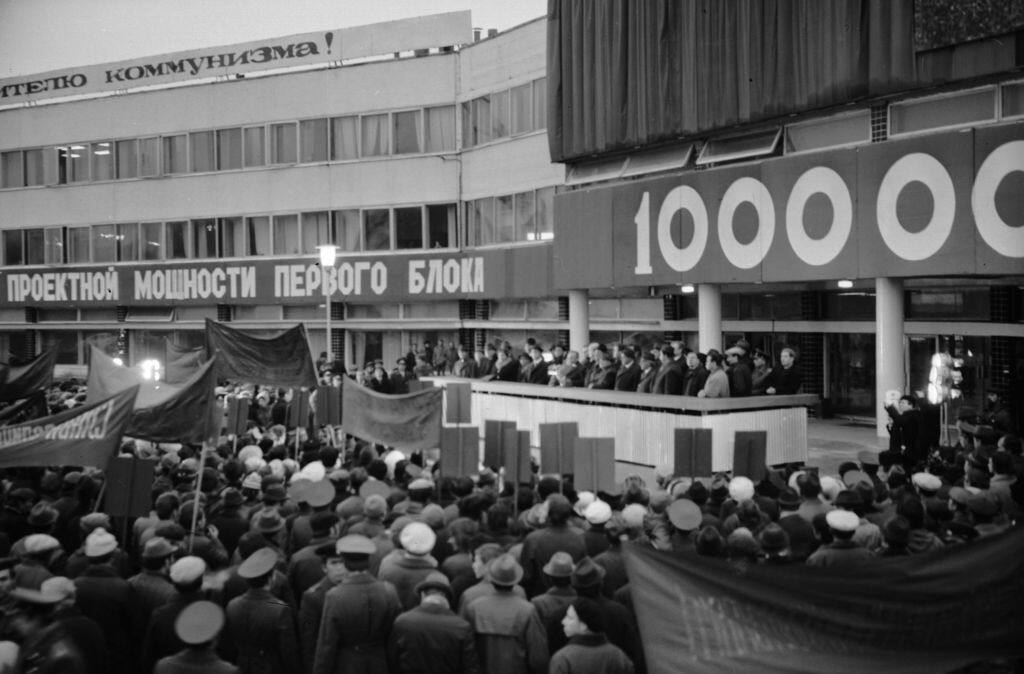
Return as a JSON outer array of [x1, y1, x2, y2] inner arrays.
[[341, 377, 441, 450]]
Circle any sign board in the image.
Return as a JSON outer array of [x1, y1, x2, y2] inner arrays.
[[440, 426, 479, 477], [314, 385, 342, 426], [674, 428, 713, 478], [483, 420, 516, 469], [445, 382, 472, 424], [573, 437, 616, 494], [539, 422, 578, 475], [733, 430, 768, 481], [502, 428, 533, 485]]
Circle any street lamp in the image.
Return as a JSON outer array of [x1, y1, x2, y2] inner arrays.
[[318, 244, 338, 363]]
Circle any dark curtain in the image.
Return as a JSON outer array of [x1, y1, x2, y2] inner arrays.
[[547, 0, 916, 163]]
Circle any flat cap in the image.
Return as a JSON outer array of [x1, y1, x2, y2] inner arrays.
[[335, 534, 377, 556], [305, 480, 336, 508], [84, 528, 117, 557], [825, 509, 860, 532], [399, 521, 436, 555], [24, 534, 61, 555], [169, 556, 206, 584], [911, 472, 942, 493], [237, 547, 278, 579], [142, 536, 177, 560], [175, 600, 225, 644], [666, 498, 702, 531], [728, 476, 755, 502], [583, 500, 612, 525]]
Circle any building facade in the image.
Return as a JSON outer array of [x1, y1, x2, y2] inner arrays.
[[1, 5, 1022, 440]]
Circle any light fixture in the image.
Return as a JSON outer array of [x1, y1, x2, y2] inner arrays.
[[837, 279, 853, 289], [681, 284, 695, 294]]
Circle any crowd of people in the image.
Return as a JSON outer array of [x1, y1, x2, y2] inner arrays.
[[0, 337, 1020, 673], [338, 336, 803, 399]]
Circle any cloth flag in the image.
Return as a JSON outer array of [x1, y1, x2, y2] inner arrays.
[[165, 339, 206, 384], [341, 377, 441, 450], [205, 319, 317, 388], [623, 531, 1024, 674], [0, 351, 57, 402], [0, 386, 138, 469], [85, 348, 218, 443]]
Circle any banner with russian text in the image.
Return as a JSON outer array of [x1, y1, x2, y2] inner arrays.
[[205, 319, 317, 389], [85, 348, 218, 443], [0, 351, 57, 402], [341, 377, 441, 451], [0, 386, 138, 469], [623, 531, 1024, 674]]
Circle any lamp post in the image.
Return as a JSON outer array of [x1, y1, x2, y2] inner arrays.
[[318, 244, 338, 363]]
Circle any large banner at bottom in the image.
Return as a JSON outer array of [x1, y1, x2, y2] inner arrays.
[[623, 531, 1024, 674]]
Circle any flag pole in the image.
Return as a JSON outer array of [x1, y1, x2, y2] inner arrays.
[[188, 442, 208, 554]]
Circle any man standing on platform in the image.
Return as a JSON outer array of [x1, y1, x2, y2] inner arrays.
[[652, 346, 683, 395]]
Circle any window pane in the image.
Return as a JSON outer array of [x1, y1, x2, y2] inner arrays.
[[93, 224, 117, 262], [533, 78, 547, 130], [25, 229, 44, 264], [139, 138, 160, 177], [536, 187, 554, 239], [68, 144, 89, 182], [491, 90, 509, 139], [270, 123, 297, 164], [473, 96, 492, 144], [273, 214, 300, 255], [395, 207, 423, 249], [167, 221, 189, 259], [217, 128, 242, 170], [332, 209, 361, 251], [301, 211, 330, 254], [364, 209, 391, 250], [1, 151, 23, 188], [424, 106, 455, 152], [68, 227, 90, 262], [89, 142, 113, 181], [393, 110, 422, 154], [461, 101, 474, 148], [427, 203, 456, 248], [141, 222, 163, 260], [510, 83, 532, 135], [116, 140, 138, 178], [3, 231, 23, 265], [245, 216, 271, 256], [190, 131, 215, 172], [193, 219, 217, 258], [244, 127, 266, 167], [361, 114, 389, 157], [24, 149, 45, 186], [495, 195, 515, 243], [219, 217, 243, 257], [44, 227, 63, 264], [299, 119, 328, 163], [514, 190, 535, 241], [474, 197, 495, 246], [118, 223, 139, 261], [330, 116, 359, 160], [162, 135, 187, 174]]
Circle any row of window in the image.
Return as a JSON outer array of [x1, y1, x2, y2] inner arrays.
[[465, 187, 555, 246], [0, 105, 459, 188], [461, 77, 547, 148], [1, 204, 457, 265]]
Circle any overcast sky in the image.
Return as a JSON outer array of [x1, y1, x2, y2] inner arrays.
[[0, 0, 547, 78]]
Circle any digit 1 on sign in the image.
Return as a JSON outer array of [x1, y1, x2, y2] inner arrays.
[[633, 191, 652, 274]]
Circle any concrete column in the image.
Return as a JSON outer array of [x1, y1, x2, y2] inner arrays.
[[697, 284, 722, 353], [568, 290, 589, 354], [875, 277, 905, 441], [343, 329, 353, 373]]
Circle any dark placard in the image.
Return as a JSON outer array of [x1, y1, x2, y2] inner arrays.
[[104, 456, 158, 518], [440, 426, 480, 477], [733, 430, 768, 481], [226, 397, 251, 436], [287, 389, 311, 428], [445, 382, 472, 424], [573, 437, 616, 493], [483, 419, 516, 469], [674, 428, 713, 478], [502, 428, 533, 485], [314, 385, 342, 426], [539, 422, 579, 475]]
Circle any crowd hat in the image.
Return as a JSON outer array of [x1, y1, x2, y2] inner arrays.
[[488, 554, 524, 586], [79, 512, 112, 534], [842, 471, 871, 489], [583, 500, 612, 525], [911, 472, 942, 493], [414, 576, 453, 603], [305, 480, 336, 508], [254, 511, 285, 535], [776, 487, 801, 510], [242, 473, 262, 491], [728, 476, 755, 501], [221, 488, 244, 508], [309, 511, 340, 534], [857, 450, 880, 466], [24, 534, 61, 556], [758, 523, 790, 554], [27, 503, 58, 527], [542, 551, 575, 578], [667, 498, 702, 531], [170, 556, 207, 585], [359, 480, 392, 499], [238, 547, 278, 579], [335, 534, 377, 557], [363, 494, 388, 520], [825, 509, 860, 532], [574, 491, 596, 516], [175, 601, 225, 645], [571, 557, 606, 589], [399, 521, 436, 555], [84, 528, 117, 558], [262, 484, 287, 503], [142, 536, 177, 560]]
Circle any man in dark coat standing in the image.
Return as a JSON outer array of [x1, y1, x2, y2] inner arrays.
[[636, 352, 659, 393], [725, 341, 753, 397], [314, 535, 402, 674], [550, 597, 634, 674], [141, 555, 208, 673], [154, 600, 238, 674], [388, 577, 480, 673], [299, 540, 348, 674], [221, 547, 301, 674], [652, 346, 684, 395], [614, 347, 642, 392], [73, 528, 133, 674], [518, 495, 586, 598]]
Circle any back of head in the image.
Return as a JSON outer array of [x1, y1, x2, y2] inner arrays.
[[796, 472, 821, 499], [545, 494, 572, 526]]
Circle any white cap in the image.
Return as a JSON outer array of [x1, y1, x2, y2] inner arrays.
[[621, 503, 647, 529], [25, 534, 61, 555], [583, 500, 612, 525], [819, 476, 843, 502], [169, 555, 207, 584], [728, 476, 755, 502], [84, 528, 117, 557], [399, 521, 436, 555], [825, 509, 860, 532], [911, 472, 942, 492], [574, 491, 596, 516]]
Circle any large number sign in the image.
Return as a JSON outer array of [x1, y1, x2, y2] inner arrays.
[[553, 123, 1024, 288], [0, 245, 553, 307]]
